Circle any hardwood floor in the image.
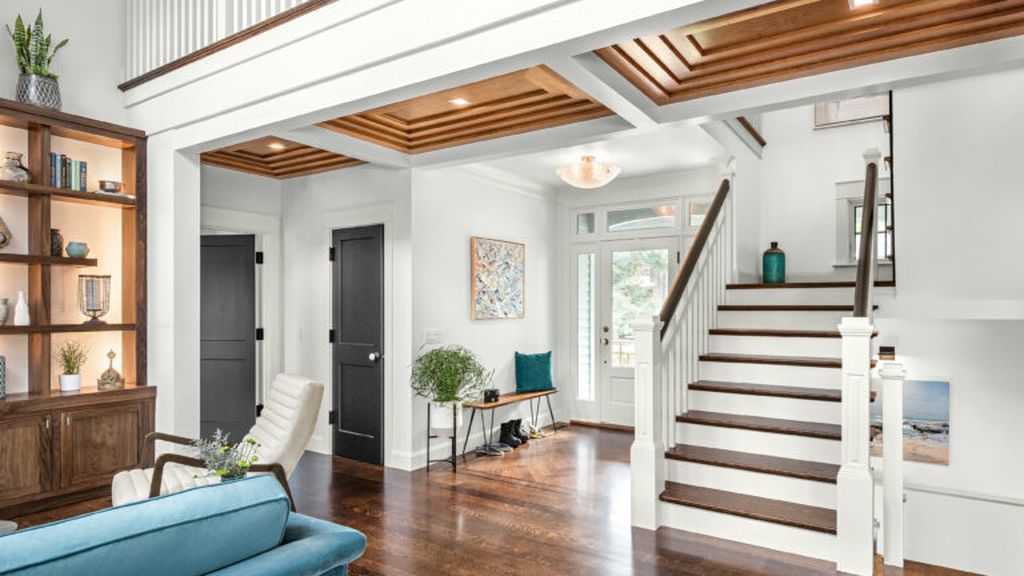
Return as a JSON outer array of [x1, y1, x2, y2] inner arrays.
[[14, 426, 973, 575]]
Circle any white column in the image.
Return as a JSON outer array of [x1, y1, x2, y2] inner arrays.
[[837, 316, 875, 576], [879, 361, 906, 568], [631, 318, 665, 530]]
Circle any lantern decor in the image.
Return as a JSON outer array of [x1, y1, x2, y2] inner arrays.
[[97, 350, 125, 391], [78, 275, 111, 324]]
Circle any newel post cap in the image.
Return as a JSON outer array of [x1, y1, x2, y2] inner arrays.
[[838, 316, 875, 337], [863, 147, 882, 165], [878, 361, 906, 380]]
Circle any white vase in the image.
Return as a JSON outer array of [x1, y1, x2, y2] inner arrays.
[[13, 291, 29, 326], [59, 374, 81, 392], [430, 402, 463, 435]]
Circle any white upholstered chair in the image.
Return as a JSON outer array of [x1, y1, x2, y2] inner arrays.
[[111, 373, 324, 507]]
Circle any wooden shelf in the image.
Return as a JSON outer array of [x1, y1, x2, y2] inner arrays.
[[0, 180, 136, 208], [0, 323, 136, 336], [0, 253, 98, 267]]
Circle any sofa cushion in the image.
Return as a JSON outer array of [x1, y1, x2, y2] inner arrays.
[[0, 475, 290, 576], [515, 351, 554, 393]]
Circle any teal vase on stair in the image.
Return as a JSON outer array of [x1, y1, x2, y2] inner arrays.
[[762, 241, 786, 284]]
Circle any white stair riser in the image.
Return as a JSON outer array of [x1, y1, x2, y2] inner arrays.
[[726, 287, 854, 306], [666, 460, 837, 508], [676, 422, 841, 464], [688, 390, 841, 424], [699, 361, 840, 389], [660, 502, 836, 562], [708, 335, 841, 357], [718, 310, 848, 330]]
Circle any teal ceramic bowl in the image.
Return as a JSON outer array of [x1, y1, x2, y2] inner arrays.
[[65, 242, 90, 258]]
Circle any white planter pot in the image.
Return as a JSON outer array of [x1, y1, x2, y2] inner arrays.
[[430, 402, 463, 435], [59, 374, 81, 392]]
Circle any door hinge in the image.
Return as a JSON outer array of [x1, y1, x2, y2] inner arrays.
[[256, 328, 264, 341], [255, 251, 264, 265], [676, 251, 681, 264], [328, 410, 337, 424], [329, 329, 336, 343], [329, 246, 336, 261]]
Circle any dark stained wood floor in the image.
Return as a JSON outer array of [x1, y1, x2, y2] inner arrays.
[[14, 426, 973, 575]]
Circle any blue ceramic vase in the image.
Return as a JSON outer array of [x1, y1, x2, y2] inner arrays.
[[65, 241, 90, 258], [762, 241, 786, 284]]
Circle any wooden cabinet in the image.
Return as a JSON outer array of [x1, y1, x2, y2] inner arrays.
[[0, 386, 155, 517]]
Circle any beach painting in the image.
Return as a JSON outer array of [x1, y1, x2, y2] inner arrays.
[[471, 237, 525, 320], [870, 379, 950, 465]]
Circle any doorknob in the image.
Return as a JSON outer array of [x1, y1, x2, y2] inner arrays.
[[368, 352, 381, 363]]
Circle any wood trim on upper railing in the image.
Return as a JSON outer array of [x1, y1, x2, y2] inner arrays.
[[736, 116, 766, 148], [118, 0, 339, 92], [853, 161, 878, 318], [659, 178, 730, 338]]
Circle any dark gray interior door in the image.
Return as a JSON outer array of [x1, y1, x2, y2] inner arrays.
[[201, 234, 256, 441], [332, 225, 384, 465]]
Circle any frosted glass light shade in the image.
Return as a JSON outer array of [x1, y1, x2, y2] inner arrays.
[[556, 155, 621, 189]]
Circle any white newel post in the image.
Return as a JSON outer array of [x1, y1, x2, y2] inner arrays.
[[631, 318, 665, 530], [837, 316, 875, 576], [879, 361, 906, 567]]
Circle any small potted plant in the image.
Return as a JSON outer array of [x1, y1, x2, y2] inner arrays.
[[56, 340, 87, 392], [6, 10, 68, 110], [411, 345, 489, 432], [193, 430, 261, 481]]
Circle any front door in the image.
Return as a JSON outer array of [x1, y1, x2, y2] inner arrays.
[[200, 234, 256, 440], [331, 225, 385, 465], [598, 238, 676, 427]]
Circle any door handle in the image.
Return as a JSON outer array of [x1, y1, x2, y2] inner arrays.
[[368, 352, 381, 363]]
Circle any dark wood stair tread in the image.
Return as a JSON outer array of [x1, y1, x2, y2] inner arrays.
[[699, 353, 841, 368], [689, 380, 842, 401], [709, 328, 877, 339], [726, 281, 895, 289], [666, 444, 839, 483], [718, 304, 878, 312], [677, 411, 841, 440], [660, 482, 837, 534]]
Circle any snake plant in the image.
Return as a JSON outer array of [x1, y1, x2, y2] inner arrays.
[[6, 11, 68, 79]]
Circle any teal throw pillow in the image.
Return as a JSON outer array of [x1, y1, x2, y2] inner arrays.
[[515, 351, 554, 393]]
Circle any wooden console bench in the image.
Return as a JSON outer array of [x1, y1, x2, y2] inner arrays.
[[461, 389, 558, 457]]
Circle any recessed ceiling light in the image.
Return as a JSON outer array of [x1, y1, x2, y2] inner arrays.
[[267, 142, 287, 151], [448, 97, 471, 107], [848, 0, 879, 8]]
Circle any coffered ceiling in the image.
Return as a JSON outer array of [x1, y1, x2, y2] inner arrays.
[[596, 0, 1024, 105], [319, 65, 614, 154], [201, 136, 364, 178]]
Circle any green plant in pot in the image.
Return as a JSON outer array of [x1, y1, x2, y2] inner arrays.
[[6, 10, 68, 110], [411, 345, 489, 432], [193, 430, 261, 482], [56, 340, 87, 392]]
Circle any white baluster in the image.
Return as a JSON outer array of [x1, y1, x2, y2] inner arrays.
[[879, 361, 905, 567], [632, 318, 665, 530]]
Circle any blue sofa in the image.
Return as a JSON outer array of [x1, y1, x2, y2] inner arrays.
[[0, 475, 366, 576]]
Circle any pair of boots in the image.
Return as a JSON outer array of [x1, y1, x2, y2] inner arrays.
[[499, 419, 529, 448]]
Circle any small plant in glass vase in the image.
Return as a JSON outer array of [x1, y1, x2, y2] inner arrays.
[[193, 430, 261, 482], [411, 345, 489, 433], [55, 341, 87, 392]]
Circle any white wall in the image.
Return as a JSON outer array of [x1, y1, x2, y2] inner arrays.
[[412, 168, 559, 463], [201, 166, 282, 218], [756, 104, 888, 278], [0, 0, 126, 123]]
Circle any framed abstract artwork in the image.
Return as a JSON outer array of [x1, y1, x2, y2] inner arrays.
[[471, 237, 525, 320]]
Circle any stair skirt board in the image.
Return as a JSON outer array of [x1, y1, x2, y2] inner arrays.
[[676, 423, 841, 464], [708, 334, 841, 358], [699, 361, 840, 389], [717, 310, 849, 331], [659, 501, 837, 562], [688, 390, 841, 425], [666, 460, 837, 508]]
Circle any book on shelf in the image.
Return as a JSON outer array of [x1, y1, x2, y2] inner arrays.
[[47, 153, 88, 191]]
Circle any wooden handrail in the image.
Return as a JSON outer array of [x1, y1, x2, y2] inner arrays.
[[853, 161, 879, 317], [659, 178, 730, 338]]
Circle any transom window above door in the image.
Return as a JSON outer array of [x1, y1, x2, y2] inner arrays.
[[572, 201, 682, 241]]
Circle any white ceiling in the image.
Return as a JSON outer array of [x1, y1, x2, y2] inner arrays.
[[459, 122, 729, 194]]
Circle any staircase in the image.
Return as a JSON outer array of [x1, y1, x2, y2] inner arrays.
[[657, 281, 885, 561]]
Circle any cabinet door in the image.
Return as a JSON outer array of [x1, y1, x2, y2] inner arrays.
[[0, 414, 53, 504], [60, 403, 142, 489]]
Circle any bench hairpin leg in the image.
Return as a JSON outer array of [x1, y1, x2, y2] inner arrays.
[[546, 395, 557, 434]]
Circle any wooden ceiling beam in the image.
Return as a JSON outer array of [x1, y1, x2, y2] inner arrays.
[[201, 137, 363, 179]]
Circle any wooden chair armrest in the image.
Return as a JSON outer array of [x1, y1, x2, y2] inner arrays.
[[149, 453, 207, 499], [145, 431, 198, 448], [249, 463, 297, 512]]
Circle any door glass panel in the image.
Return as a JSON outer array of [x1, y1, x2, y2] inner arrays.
[[607, 205, 676, 232], [611, 249, 670, 367], [576, 253, 596, 400]]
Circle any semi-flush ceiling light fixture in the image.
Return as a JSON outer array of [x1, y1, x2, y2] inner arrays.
[[848, 0, 879, 8], [556, 155, 621, 189]]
